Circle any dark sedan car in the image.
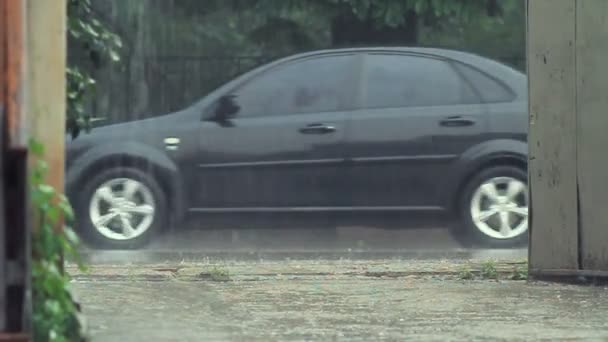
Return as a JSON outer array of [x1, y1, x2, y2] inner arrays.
[[66, 47, 528, 249]]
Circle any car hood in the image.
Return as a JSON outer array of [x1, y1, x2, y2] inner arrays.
[[87, 114, 176, 137]]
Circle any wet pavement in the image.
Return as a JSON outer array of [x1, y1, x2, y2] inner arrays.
[[71, 258, 608, 341], [72, 227, 606, 341], [80, 226, 527, 263]]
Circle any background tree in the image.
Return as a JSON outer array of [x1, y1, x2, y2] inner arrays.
[[70, 0, 524, 125], [166, 0, 504, 51], [66, 0, 121, 139]]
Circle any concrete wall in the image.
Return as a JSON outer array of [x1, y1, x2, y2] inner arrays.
[[529, 0, 608, 275]]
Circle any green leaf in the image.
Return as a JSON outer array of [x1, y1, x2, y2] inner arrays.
[[415, 0, 424, 13], [58, 194, 70, 205], [29, 139, 45, 157], [36, 160, 49, 176], [46, 207, 60, 224], [63, 227, 80, 246], [38, 184, 55, 196], [109, 50, 120, 62], [112, 35, 123, 48], [58, 201, 75, 222]]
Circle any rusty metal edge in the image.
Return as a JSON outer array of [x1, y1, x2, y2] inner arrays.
[[0, 0, 5, 333], [0, 333, 29, 342], [2, 0, 25, 149], [0, 1, 30, 338], [0, 0, 4, 106]]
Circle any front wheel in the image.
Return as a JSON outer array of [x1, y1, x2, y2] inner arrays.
[[73, 167, 167, 249], [455, 166, 529, 248]]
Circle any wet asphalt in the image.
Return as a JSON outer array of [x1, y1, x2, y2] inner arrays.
[[71, 256, 608, 341], [75, 226, 589, 341]]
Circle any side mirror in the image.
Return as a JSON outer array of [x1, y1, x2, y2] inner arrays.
[[205, 94, 240, 127]]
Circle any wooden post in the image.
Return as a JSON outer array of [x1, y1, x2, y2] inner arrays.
[[25, 0, 67, 191], [575, 0, 608, 271], [22, 0, 67, 334], [529, 0, 608, 277], [528, 0, 579, 274], [0, 0, 66, 337]]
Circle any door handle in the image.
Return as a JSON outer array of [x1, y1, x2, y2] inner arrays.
[[299, 123, 337, 134], [439, 116, 476, 127]]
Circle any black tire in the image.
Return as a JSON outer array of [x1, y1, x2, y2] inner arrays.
[[73, 167, 167, 250], [453, 165, 529, 248]]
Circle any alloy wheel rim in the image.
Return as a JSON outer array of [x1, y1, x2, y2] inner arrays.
[[470, 176, 528, 240], [89, 178, 156, 241]]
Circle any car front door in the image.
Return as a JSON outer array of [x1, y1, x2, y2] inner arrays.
[[344, 53, 487, 209], [192, 53, 358, 210]]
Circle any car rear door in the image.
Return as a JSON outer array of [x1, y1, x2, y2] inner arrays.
[[193, 53, 358, 210], [344, 53, 487, 209]]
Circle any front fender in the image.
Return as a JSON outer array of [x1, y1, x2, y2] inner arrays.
[[443, 139, 528, 210], [65, 141, 186, 221]]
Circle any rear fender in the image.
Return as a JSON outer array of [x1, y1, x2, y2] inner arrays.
[[443, 139, 528, 211]]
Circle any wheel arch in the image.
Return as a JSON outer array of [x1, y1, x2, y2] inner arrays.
[[446, 139, 528, 213], [66, 143, 186, 223]]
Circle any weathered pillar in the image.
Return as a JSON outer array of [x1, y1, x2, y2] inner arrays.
[[573, 0, 608, 272], [529, 0, 608, 277], [527, 0, 579, 275], [25, 0, 67, 190], [22, 0, 67, 333]]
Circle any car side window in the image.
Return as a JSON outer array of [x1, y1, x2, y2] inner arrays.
[[453, 62, 515, 103], [229, 54, 356, 118], [363, 54, 478, 109]]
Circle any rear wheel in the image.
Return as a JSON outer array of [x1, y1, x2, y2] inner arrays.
[[455, 166, 529, 248], [74, 167, 167, 249]]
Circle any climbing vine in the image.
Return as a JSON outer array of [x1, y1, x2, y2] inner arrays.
[[30, 139, 87, 342]]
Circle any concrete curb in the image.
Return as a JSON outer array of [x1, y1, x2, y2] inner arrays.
[[68, 258, 528, 282], [77, 248, 527, 264]]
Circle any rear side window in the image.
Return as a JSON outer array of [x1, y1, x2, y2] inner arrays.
[[363, 54, 478, 109], [453, 62, 515, 103]]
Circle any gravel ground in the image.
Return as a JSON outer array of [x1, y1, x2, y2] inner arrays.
[[69, 258, 608, 341]]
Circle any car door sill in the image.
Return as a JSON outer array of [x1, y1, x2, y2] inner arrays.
[[188, 206, 444, 213]]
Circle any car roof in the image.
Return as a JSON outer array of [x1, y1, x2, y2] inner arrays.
[[281, 46, 481, 58], [301, 47, 516, 68], [278, 46, 509, 66]]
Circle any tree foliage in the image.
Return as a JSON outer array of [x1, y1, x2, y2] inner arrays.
[[187, 0, 503, 43], [167, 0, 508, 57], [255, 0, 501, 25], [67, 0, 122, 139], [178, 0, 501, 24]]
